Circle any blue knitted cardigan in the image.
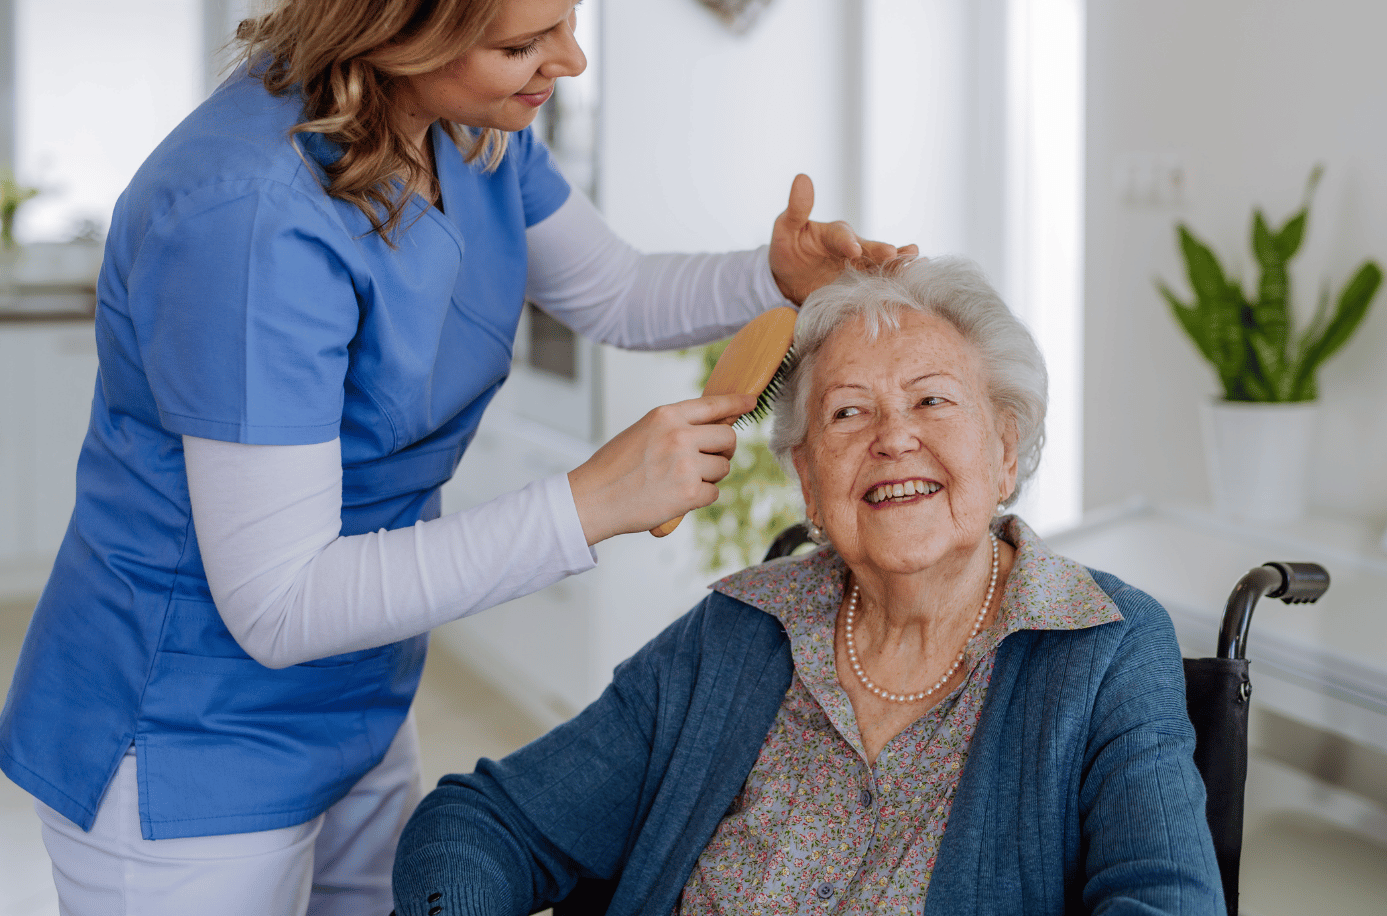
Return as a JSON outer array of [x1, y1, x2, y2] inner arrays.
[[393, 570, 1224, 915]]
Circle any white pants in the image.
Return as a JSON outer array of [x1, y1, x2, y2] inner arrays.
[[35, 711, 423, 916]]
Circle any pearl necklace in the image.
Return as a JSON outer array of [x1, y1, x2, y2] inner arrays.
[[843, 532, 999, 703]]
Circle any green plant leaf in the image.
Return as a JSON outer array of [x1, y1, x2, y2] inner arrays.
[[1275, 210, 1308, 260], [1252, 209, 1280, 265], [1301, 163, 1325, 207], [1172, 224, 1250, 371], [1179, 224, 1235, 307], [1290, 281, 1332, 400], [1300, 280, 1333, 351], [1273, 163, 1320, 262], [1240, 367, 1274, 401], [1159, 281, 1245, 398], [1290, 260, 1383, 398], [1247, 330, 1290, 400], [1219, 280, 1255, 374], [1290, 376, 1319, 402], [1251, 209, 1292, 358], [1160, 283, 1219, 362]]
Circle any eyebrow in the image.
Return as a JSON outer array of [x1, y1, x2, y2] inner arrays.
[[494, 23, 554, 44], [493, 1, 580, 45], [821, 371, 956, 397], [904, 372, 955, 386]]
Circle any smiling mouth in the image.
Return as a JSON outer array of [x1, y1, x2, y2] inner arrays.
[[864, 478, 942, 505]]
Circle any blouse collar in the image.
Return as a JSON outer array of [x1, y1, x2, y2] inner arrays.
[[711, 514, 1123, 641]]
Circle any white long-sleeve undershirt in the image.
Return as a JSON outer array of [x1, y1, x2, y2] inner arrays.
[[524, 189, 786, 348], [186, 189, 791, 669], [185, 437, 596, 669]]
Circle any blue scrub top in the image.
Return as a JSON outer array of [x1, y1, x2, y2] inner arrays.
[[0, 69, 570, 839]]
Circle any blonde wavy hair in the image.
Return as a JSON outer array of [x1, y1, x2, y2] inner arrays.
[[237, 0, 510, 240]]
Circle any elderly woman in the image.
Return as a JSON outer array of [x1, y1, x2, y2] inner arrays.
[[392, 257, 1223, 915]]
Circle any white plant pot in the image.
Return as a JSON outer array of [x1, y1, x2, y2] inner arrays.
[[1200, 399, 1319, 524]]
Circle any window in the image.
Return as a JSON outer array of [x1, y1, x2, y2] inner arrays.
[[12, 0, 210, 242], [1005, 0, 1084, 533]]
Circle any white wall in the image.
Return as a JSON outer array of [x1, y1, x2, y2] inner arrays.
[[598, 0, 856, 250], [0, 324, 98, 597], [860, 0, 1009, 274], [1084, 0, 1387, 525]]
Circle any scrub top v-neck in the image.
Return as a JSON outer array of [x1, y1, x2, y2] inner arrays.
[[0, 68, 570, 840]]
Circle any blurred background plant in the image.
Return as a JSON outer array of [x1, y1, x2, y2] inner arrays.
[[688, 339, 803, 573], [1157, 166, 1383, 402], [0, 169, 40, 250]]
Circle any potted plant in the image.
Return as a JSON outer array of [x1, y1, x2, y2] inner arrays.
[[0, 169, 40, 309], [0, 168, 39, 251], [1158, 166, 1382, 522]]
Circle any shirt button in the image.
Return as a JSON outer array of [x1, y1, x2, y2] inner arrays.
[[816, 882, 835, 899], [859, 788, 873, 807]]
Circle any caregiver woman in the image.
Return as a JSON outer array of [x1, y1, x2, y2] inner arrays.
[[0, 0, 910, 913]]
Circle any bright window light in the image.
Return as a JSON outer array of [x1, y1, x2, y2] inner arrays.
[[1005, 0, 1084, 534], [15, 0, 202, 242]]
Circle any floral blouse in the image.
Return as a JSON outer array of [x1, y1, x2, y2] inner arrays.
[[675, 515, 1123, 915]]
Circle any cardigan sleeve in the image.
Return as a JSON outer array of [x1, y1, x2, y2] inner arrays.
[[1077, 576, 1225, 915], [390, 635, 664, 915], [391, 594, 793, 916]]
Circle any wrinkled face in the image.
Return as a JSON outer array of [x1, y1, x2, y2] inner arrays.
[[394, 0, 586, 140], [792, 309, 1018, 579]]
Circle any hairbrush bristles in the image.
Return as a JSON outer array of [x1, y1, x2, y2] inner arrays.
[[735, 347, 797, 429]]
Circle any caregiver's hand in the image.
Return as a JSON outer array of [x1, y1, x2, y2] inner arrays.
[[568, 392, 757, 545], [769, 173, 920, 304]]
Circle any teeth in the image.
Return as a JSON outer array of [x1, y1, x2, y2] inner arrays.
[[867, 479, 938, 503]]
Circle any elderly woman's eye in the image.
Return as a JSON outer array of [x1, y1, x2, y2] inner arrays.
[[832, 406, 861, 420], [919, 396, 946, 407]]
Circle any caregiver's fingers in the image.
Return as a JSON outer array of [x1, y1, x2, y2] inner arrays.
[[567, 393, 756, 545], [855, 237, 920, 267], [819, 219, 865, 260], [780, 173, 816, 230]]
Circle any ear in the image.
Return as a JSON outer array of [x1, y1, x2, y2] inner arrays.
[[792, 446, 818, 522], [997, 414, 1020, 502]]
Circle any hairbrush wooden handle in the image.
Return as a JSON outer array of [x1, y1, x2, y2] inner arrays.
[[650, 307, 798, 538]]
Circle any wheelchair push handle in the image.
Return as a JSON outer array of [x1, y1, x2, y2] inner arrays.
[[1217, 561, 1330, 659], [1262, 561, 1331, 603]]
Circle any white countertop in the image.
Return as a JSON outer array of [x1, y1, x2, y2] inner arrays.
[[1044, 500, 1387, 753]]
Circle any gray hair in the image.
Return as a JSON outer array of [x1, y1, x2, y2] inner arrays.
[[768, 256, 1047, 508]]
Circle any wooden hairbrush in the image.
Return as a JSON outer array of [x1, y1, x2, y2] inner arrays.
[[650, 306, 799, 537]]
